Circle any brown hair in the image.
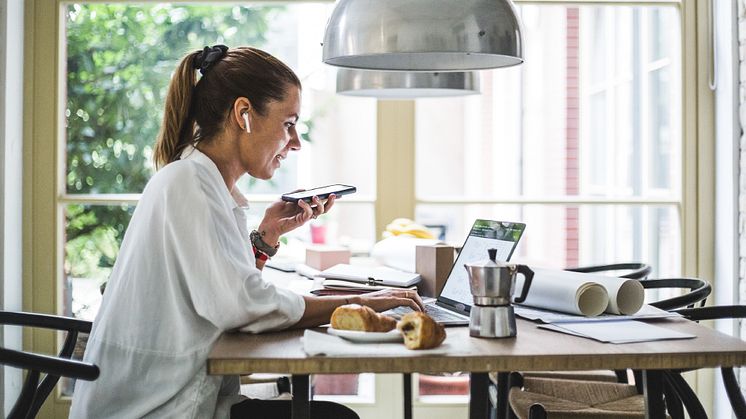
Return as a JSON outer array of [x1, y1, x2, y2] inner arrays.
[[153, 46, 301, 170]]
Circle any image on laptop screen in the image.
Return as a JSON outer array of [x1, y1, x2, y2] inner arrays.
[[437, 220, 526, 313]]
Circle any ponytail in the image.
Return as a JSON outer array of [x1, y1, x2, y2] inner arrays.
[[153, 51, 199, 170]]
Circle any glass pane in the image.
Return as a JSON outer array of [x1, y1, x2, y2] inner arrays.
[[313, 374, 359, 396], [415, 203, 681, 278], [62, 203, 135, 397], [418, 373, 469, 398], [415, 5, 681, 200], [64, 204, 136, 321], [65, 3, 376, 196]]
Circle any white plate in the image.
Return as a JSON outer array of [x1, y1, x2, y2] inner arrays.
[[327, 327, 403, 343]]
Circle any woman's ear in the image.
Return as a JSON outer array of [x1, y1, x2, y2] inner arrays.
[[233, 97, 253, 133]]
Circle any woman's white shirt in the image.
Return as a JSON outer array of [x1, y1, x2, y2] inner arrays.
[[69, 147, 305, 418]]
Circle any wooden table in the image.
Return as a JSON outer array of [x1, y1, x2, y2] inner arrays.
[[208, 317, 746, 419]]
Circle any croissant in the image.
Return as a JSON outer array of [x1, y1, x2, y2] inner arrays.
[[396, 311, 446, 350], [330, 304, 397, 332]]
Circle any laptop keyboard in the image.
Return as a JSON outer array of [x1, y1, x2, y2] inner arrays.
[[387, 304, 468, 323]]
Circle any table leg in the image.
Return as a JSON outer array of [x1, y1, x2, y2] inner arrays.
[[403, 373, 412, 419], [291, 374, 311, 419], [470, 372, 490, 419], [642, 370, 666, 419], [495, 372, 510, 419]]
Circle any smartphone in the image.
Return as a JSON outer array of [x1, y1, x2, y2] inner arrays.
[[281, 184, 356, 203]]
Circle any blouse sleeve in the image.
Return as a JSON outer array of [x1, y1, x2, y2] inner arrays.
[[159, 165, 305, 332]]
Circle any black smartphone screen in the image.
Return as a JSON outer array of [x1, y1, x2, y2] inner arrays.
[[281, 184, 356, 203]]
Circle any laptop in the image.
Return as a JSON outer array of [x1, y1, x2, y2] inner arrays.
[[387, 219, 526, 326]]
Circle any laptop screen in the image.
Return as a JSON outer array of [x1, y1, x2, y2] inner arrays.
[[437, 220, 526, 313]]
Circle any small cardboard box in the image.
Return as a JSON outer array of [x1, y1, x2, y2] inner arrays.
[[415, 245, 455, 297], [305, 245, 351, 271]]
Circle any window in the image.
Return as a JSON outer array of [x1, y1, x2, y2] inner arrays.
[[62, 2, 377, 317], [61, 1, 375, 401], [415, 5, 681, 275], [413, 4, 681, 406]]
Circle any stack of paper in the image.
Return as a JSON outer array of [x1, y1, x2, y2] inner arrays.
[[515, 305, 695, 344], [539, 321, 695, 344], [515, 305, 682, 324], [311, 279, 417, 296], [318, 264, 421, 287]]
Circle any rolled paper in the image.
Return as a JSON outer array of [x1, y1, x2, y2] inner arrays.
[[597, 276, 645, 315], [514, 268, 645, 317], [515, 268, 609, 317]]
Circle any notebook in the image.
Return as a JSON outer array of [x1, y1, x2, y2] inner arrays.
[[387, 219, 526, 326], [319, 264, 421, 287]]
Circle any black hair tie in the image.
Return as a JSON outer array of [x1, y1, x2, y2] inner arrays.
[[194, 45, 229, 75]]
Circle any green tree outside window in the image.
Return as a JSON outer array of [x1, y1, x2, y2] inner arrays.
[[65, 4, 282, 285]]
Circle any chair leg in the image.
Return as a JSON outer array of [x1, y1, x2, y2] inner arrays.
[[722, 367, 746, 419], [663, 371, 707, 419], [663, 378, 684, 419], [528, 404, 548, 419], [614, 369, 628, 384], [9, 370, 40, 419], [508, 372, 523, 419]]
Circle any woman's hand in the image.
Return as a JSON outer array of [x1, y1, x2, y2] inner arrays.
[[357, 289, 425, 313], [257, 193, 337, 246]]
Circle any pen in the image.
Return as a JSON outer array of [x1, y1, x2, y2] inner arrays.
[[366, 277, 383, 286]]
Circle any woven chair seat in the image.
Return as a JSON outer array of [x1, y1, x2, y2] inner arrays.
[[522, 370, 619, 383], [489, 370, 619, 385], [509, 377, 670, 419]]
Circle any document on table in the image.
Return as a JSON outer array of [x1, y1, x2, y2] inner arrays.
[[539, 320, 695, 344], [515, 304, 682, 324]]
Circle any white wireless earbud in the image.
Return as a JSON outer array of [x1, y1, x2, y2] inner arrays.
[[242, 112, 251, 134]]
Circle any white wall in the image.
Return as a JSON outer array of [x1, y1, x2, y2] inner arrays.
[[0, 0, 24, 414]]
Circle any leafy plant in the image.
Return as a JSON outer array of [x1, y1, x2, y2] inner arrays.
[[65, 4, 282, 281]]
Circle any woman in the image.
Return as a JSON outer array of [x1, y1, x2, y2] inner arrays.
[[70, 45, 423, 419]]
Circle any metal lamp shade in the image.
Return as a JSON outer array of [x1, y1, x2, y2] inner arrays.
[[336, 69, 480, 99], [322, 0, 523, 71]]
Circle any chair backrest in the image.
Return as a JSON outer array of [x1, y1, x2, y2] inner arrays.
[[565, 262, 652, 280], [673, 305, 746, 419], [0, 311, 99, 419], [641, 278, 712, 310]]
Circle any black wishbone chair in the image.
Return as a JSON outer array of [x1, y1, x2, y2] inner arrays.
[[499, 269, 713, 419], [0, 311, 99, 419], [671, 305, 746, 419], [642, 278, 712, 310], [565, 262, 653, 280]]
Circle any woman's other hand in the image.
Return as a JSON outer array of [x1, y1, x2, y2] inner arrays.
[[357, 289, 425, 313], [257, 193, 337, 245]]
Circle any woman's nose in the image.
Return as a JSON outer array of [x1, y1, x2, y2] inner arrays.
[[288, 130, 301, 151]]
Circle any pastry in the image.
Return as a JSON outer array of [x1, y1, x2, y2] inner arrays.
[[396, 311, 446, 350], [330, 304, 397, 332]]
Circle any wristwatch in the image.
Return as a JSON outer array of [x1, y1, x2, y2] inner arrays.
[[250, 229, 279, 258]]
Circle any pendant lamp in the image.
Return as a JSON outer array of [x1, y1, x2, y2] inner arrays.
[[336, 69, 480, 99], [322, 0, 523, 71]]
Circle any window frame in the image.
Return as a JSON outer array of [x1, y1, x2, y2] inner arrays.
[[24, 0, 712, 416]]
